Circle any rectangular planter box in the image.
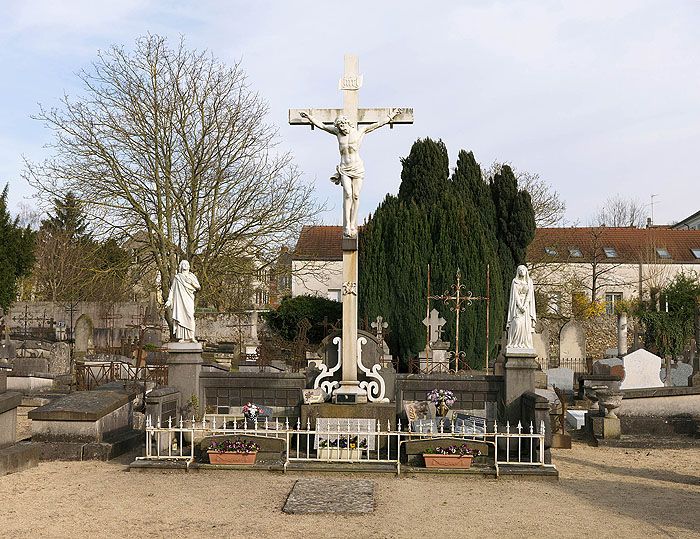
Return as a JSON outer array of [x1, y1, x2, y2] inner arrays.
[[207, 451, 257, 465], [423, 454, 474, 469], [317, 447, 364, 461]]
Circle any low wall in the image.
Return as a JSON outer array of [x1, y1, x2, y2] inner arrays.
[[200, 371, 506, 420], [395, 374, 504, 417], [618, 386, 700, 436], [201, 371, 306, 415]]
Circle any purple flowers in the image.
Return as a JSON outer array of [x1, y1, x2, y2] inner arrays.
[[427, 389, 456, 407], [207, 439, 260, 453], [426, 444, 481, 456]]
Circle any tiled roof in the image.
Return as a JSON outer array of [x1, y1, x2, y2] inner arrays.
[[292, 225, 343, 261], [528, 227, 700, 264]]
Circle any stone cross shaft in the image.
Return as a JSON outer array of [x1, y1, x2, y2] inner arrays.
[[289, 54, 413, 401]]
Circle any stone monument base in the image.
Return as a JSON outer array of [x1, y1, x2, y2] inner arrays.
[[587, 413, 621, 440], [166, 342, 203, 410], [504, 350, 538, 423], [332, 381, 368, 404]]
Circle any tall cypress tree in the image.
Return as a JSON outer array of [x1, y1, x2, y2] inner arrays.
[[0, 184, 35, 310], [360, 141, 534, 370]]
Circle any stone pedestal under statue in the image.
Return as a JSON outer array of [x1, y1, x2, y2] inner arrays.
[[166, 342, 203, 411], [504, 348, 538, 423]]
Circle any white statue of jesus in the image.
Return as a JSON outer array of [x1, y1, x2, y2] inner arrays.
[[300, 108, 402, 237], [165, 260, 201, 342]]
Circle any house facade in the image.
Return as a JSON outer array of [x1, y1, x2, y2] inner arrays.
[[290, 226, 343, 300], [527, 226, 700, 314]]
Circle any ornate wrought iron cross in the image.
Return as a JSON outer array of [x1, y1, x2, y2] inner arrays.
[[427, 266, 490, 372]]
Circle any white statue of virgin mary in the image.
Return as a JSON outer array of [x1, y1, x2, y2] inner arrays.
[[165, 260, 201, 342], [506, 265, 536, 352]]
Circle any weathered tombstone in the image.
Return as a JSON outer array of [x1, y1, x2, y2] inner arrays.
[[592, 358, 623, 375], [547, 367, 574, 393], [533, 327, 550, 366], [559, 320, 586, 360], [660, 361, 693, 387], [619, 349, 664, 390]]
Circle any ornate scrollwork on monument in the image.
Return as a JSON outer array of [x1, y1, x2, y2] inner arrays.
[[342, 281, 357, 296], [356, 336, 389, 403], [313, 336, 342, 396]]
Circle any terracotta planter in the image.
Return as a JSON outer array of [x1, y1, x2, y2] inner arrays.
[[317, 447, 364, 461], [207, 451, 257, 465], [423, 454, 474, 469]]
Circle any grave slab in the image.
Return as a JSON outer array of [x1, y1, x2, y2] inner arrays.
[[283, 479, 375, 514], [28, 389, 132, 442]]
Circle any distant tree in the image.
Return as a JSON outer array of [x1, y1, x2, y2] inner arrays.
[[41, 191, 88, 239], [593, 194, 647, 228], [25, 34, 321, 331], [486, 162, 566, 228], [0, 184, 35, 310], [637, 272, 700, 358]]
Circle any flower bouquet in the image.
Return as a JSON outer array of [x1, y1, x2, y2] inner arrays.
[[427, 389, 456, 417], [318, 435, 368, 461]]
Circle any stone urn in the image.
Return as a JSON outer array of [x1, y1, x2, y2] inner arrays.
[[596, 389, 623, 419], [585, 385, 605, 415]]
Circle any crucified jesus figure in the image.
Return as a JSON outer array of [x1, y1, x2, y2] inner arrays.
[[299, 108, 402, 237]]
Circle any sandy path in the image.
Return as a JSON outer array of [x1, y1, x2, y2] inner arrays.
[[0, 443, 698, 539]]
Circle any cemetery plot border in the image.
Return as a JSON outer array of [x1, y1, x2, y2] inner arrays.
[[137, 414, 552, 477]]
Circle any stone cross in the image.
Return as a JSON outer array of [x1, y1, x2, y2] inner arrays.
[[422, 309, 446, 346], [289, 54, 414, 129], [289, 54, 413, 403], [371, 316, 389, 342]]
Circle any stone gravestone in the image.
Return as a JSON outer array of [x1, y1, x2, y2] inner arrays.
[[533, 326, 549, 366], [559, 320, 585, 360], [619, 349, 664, 390], [547, 367, 574, 393], [592, 358, 624, 379], [660, 361, 693, 387]]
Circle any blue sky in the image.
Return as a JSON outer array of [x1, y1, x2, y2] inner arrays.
[[1, 0, 698, 226]]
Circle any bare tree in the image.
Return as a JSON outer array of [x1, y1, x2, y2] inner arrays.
[[485, 162, 566, 227], [24, 35, 322, 332], [593, 194, 647, 228]]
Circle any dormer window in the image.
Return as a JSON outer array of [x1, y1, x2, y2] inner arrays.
[[568, 247, 583, 258], [544, 247, 557, 256], [656, 247, 671, 259], [603, 247, 618, 258], [691, 248, 700, 259]]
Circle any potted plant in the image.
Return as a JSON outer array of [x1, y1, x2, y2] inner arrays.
[[423, 444, 480, 469], [427, 389, 456, 417], [317, 435, 368, 461], [207, 439, 260, 465]]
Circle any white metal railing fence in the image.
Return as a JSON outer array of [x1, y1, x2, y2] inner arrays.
[[136, 415, 551, 476]]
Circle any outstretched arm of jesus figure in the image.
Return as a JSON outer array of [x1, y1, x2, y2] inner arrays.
[[299, 110, 337, 134], [361, 108, 402, 136]]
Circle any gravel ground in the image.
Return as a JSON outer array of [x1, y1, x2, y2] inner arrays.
[[0, 441, 698, 538]]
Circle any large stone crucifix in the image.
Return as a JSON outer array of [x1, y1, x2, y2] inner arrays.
[[290, 54, 413, 403], [289, 54, 414, 238]]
